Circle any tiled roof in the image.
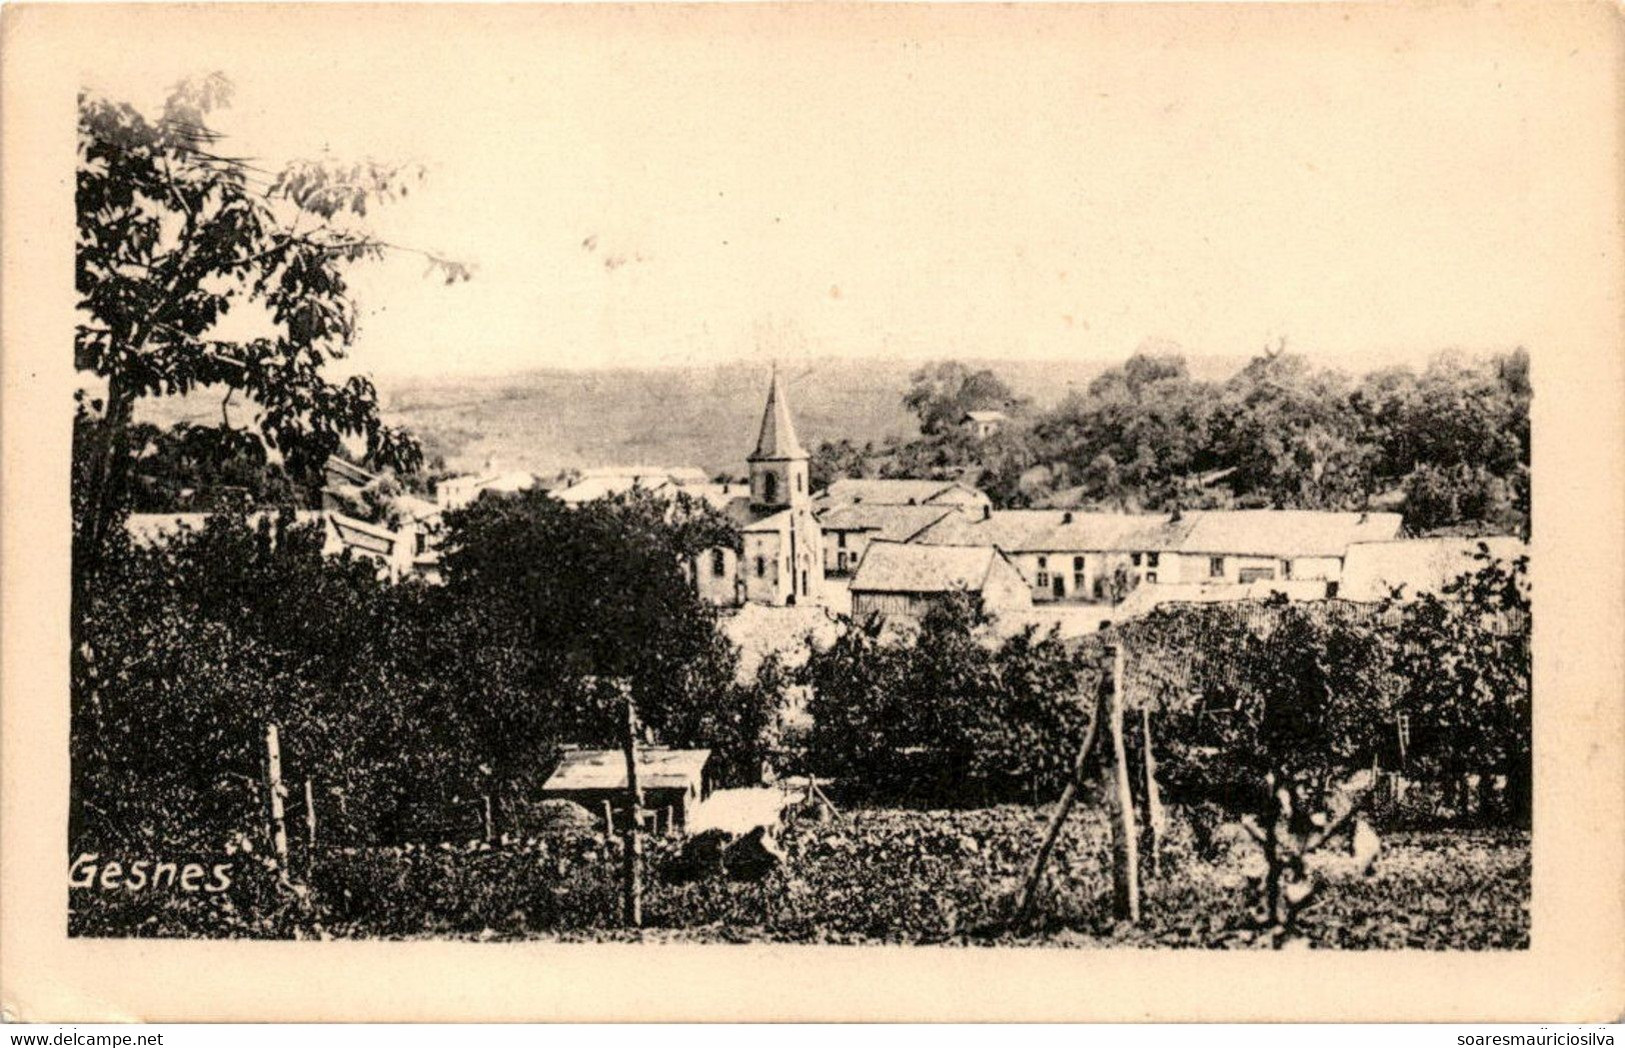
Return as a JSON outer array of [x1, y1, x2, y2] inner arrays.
[[815, 478, 970, 508], [915, 508, 1404, 559], [816, 503, 956, 543], [1174, 510, 1404, 558], [916, 510, 1188, 553], [1339, 536, 1527, 603], [850, 541, 1005, 594]]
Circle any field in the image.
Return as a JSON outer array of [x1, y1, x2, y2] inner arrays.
[[70, 805, 1530, 949], [133, 354, 1254, 479]]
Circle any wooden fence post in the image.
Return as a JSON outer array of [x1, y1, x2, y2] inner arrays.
[[262, 724, 290, 873], [1142, 706, 1165, 883], [303, 778, 318, 877], [1108, 645, 1141, 924], [620, 681, 644, 928], [1016, 652, 1110, 926]]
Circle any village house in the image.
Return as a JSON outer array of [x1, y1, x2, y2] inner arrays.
[[959, 409, 1009, 440], [1338, 536, 1527, 603], [848, 540, 1033, 620], [435, 460, 538, 511], [817, 503, 957, 577], [1157, 510, 1404, 587], [126, 508, 434, 584], [913, 507, 1405, 604]]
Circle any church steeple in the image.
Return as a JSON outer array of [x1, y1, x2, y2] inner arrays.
[[747, 365, 809, 510], [748, 365, 807, 463]]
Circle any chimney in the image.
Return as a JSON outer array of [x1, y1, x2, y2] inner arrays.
[[981, 505, 991, 522], [1061, 511, 1073, 525]]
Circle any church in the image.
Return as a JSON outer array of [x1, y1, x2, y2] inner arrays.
[[693, 368, 827, 608]]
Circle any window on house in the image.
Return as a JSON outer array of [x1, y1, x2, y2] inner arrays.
[[1131, 553, 1142, 567], [1073, 556, 1085, 570], [796, 474, 803, 492], [1147, 552, 1159, 568], [1146, 571, 1158, 583], [755, 556, 766, 578], [711, 548, 726, 577], [1209, 556, 1225, 578], [1037, 556, 1048, 569], [1036, 571, 1050, 588], [763, 473, 778, 503], [837, 532, 847, 548]]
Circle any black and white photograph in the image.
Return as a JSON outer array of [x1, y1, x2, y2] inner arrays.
[[3, 0, 1623, 1027]]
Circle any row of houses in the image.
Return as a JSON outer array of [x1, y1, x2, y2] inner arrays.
[[125, 371, 1526, 626]]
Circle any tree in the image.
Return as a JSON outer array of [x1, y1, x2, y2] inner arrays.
[[437, 488, 769, 786], [902, 361, 1023, 437], [1391, 549, 1531, 822], [75, 74, 468, 574], [803, 594, 1099, 804]]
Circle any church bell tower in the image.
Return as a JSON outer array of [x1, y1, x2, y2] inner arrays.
[[747, 365, 810, 511]]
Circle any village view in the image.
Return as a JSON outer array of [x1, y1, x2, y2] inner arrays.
[[71, 76, 1531, 949]]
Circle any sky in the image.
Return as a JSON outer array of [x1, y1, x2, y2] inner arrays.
[[80, 4, 1617, 379]]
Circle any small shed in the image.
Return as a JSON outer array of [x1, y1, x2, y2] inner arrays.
[[540, 747, 714, 830]]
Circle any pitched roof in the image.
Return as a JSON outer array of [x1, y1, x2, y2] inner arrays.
[[542, 747, 712, 793], [1339, 536, 1527, 603], [748, 368, 807, 461], [916, 509, 1188, 553], [815, 478, 973, 508], [1173, 510, 1404, 558], [323, 456, 377, 488], [817, 503, 956, 543], [850, 541, 1008, 595]]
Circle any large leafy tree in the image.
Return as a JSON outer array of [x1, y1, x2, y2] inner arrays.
[[75, 73, 467, 571]]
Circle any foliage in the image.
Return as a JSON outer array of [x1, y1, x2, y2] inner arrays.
[[75, 74, 465, 570], [804, 595, 1101, 804], [812, 346, 1531, 534], [902, 361, 1027, 437], [71, 808, 1530, 950], [1391, 549, 1532, 822]]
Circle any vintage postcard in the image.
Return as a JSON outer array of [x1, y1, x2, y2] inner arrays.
[[1, 1, 1622, 1023]]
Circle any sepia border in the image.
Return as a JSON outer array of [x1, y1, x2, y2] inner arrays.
[[2, 2, 1622, 1022]]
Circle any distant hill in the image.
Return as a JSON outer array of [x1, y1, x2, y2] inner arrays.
[[136, 354, 1254, 479]]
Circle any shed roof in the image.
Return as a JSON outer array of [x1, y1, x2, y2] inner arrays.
[[1339, 536, 1527, 603], [542, 747, 712, 793], [849, 541, 1006, 595]]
